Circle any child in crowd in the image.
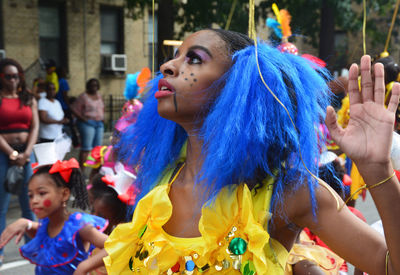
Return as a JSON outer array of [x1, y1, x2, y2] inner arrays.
[[86, 165, 136, 275], [88, 171, 134, 234], [0, 142, 108, 274]]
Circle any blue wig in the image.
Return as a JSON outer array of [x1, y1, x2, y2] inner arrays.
[[117, 40, 330, 216]]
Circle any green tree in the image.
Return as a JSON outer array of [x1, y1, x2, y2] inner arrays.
[[125, 0, 399, 70]]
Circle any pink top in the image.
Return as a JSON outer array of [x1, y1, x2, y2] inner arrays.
[[73, 92, 104, 121]]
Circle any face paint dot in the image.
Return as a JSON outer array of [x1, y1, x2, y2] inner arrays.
[[193, 79, 197, 82], [190, 84, 193, 87], [184, 78, 188, 81], [181, 72, 184, 74], [190, 73, 194, 76], [43, 199, 52, 207]]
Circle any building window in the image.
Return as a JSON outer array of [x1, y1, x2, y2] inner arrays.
[[100, 6, 123, 54], [38, 1, 67, 68]]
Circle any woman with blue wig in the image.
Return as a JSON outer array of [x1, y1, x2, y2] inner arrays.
[[102, 29, 400, 274]]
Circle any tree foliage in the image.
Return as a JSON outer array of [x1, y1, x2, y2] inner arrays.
[[125, 0, 400, 68]]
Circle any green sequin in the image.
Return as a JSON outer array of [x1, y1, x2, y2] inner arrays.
[[198, 264, 210, 272], [138, 224, 147, 238], [129, 256, 134, 271], [240, 260, 256, 275], [228, 237, 247, 255]]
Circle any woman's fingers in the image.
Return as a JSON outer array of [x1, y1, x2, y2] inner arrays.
[[325, 106, 344, 144], [388, 82, 400, 113], [15, 231, 24, 244], [348, 63, 361, 105], [0, 232, 13, 248], [360, 55, 374, 103], [373, 63, 385, 105]]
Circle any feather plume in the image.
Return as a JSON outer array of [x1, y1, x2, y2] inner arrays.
[[280, 9, 292, 38], [272, 3, 281, 24], [266, 18, 282, 39]]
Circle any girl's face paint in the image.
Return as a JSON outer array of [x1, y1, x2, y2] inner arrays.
[[157, 30, 231, 123], [28, 174, 68, 219], [174, 93, 178, 112], [43, 199, 52, 207]]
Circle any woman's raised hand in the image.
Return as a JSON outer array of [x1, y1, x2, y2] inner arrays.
[[325, 55, 400, 169]]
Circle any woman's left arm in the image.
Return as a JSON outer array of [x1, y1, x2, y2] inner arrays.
[[25, 98, 39, 154], [290, 180, 393, 275], [15, 98, 39, 166], [312, 55, 400, 274]]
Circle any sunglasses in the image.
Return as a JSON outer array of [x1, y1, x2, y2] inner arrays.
[[1, 74, 20, 80]]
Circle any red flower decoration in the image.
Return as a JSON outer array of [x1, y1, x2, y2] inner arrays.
[[49, 158, 80, 183]]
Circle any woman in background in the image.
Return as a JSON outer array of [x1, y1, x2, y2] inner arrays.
[[73, 78, 104, 168], [0, 58, 38, 266], [38, 82, 68, 143]]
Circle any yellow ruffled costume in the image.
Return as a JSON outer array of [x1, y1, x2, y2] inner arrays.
[[285, 231, 344, 275], [104, 165, 289, 274]]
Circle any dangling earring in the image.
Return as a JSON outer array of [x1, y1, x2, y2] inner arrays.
[[63, 201, 67, 208]]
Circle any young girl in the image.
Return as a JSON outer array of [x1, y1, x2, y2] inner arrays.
[[0, 158, 108, 274], [87, 167, 136, 275], [104, 29, 400, 274], [88, 172, 130, 235]]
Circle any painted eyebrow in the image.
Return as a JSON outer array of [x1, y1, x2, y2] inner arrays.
[[174, 45, 213, 58], [187, 45, 213, 58]]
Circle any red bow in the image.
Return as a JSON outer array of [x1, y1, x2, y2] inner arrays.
[[101, 175, 115, 187], [49, 158, 80, 183]]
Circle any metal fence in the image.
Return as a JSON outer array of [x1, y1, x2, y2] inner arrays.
[[104, 94, 126, 132]]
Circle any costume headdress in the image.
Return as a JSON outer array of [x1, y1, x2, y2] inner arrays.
[[266, 3, 298, 55], [32, 134, 72, 170], [115, 68, 149, 132], [101, 162, 137, 205], [123, 67, 151, 100], [32, 135, 79, 184], [84, 145, 114, 169]]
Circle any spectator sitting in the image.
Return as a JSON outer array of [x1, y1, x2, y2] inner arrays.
[[38, 82, 68, 143]]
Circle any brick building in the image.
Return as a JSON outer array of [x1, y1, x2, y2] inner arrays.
[[0, 0, 153, 97]]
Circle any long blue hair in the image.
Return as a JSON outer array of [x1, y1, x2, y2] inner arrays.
[[117, 30, 330, 216]]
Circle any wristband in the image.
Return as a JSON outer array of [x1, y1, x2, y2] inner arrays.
[[26, 220, 33, 231], [9, 150, 18, 161]]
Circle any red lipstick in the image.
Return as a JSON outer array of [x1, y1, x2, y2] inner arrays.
[[155, 79, 175, 99]]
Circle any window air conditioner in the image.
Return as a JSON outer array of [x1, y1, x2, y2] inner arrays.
[[101, 54, 127, 72], [0, 50, 5, 59]]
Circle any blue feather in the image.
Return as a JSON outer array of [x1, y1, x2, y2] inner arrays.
[[123, 72, 140, 100], [266, 18, 282, 39]]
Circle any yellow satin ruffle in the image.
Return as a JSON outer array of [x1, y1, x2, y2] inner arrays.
[[285, 231, 344, 275], [104, 174, 288, 274]]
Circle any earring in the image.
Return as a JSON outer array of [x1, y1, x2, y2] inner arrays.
[[63, 201, 67, 208]]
